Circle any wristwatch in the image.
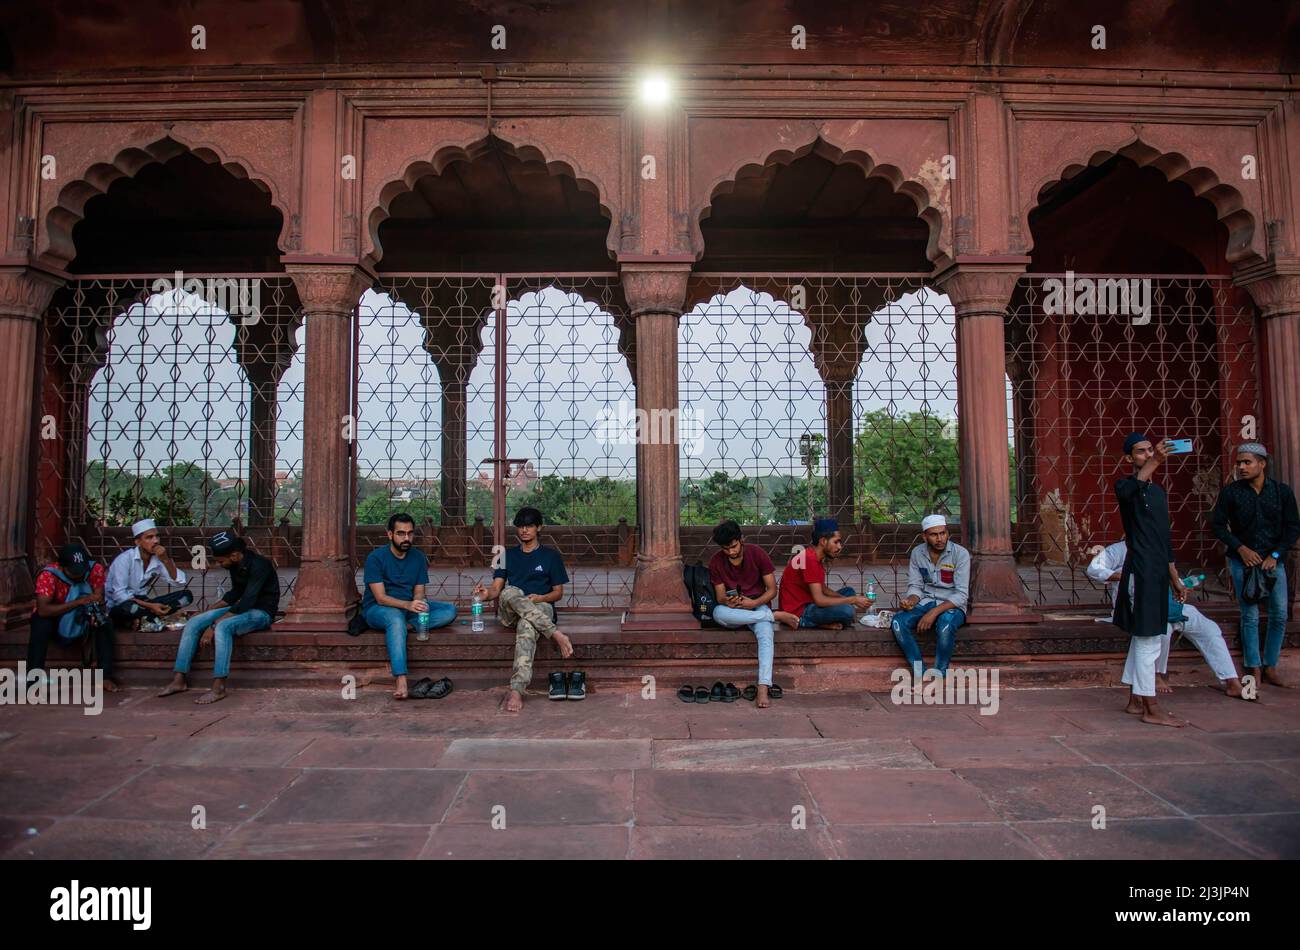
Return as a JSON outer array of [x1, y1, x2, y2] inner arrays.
[[1271, 551, 1281, 560]]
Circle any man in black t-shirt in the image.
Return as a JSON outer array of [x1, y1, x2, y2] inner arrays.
[[158, 532, 279, 704], [473, 508, 575, 711]]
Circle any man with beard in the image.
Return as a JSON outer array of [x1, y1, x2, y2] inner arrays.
[[361, 513, 456, 700], [1113, 434, 1188, 727]]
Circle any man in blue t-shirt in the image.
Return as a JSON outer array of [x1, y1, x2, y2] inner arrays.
[[473, 507, 575, 711], [362, 512, 456, 700]]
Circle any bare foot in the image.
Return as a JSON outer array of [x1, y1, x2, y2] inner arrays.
[[755, 684, 771, 708], [394, 674, 409, 700], [1140, 703, 1185, 727], [1156, 674, 1173, 694], [194, 687, 227, 705], [1124, 698, 1144, 715], [103, 678, 121, 693], [502, 689, 524, 713], [1263, 667, 1294, 688], [551, 630, 574, 660], [827, 622, 844, 631], [157, 677, 187, 698], [772, 611, 800, 629]]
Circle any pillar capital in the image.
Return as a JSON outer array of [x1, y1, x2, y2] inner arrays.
[[619, 262, 692, 317], [1235, 259, 1300, 319], [285, 263, 372, 317], [933, 258, 1028, 316], [0, 266, 63, 321]]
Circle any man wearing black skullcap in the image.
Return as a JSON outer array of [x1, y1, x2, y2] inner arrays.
[[1113, 434, 1187, 726], [27, 543, 118, 690], [157, 531, 279, 704]]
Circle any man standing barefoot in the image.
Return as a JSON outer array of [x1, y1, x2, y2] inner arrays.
[[1113, 434, 1188, 727]]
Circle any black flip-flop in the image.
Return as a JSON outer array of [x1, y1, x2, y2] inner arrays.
[[408, 677, 434, 698], [693, 687, 710, 703], [418, 677, 454, 700], [741, 685, 758, 702], [769, 683, 784, 700], [722, 683, 740, 702], [708, 681, 725, 702], [677, 684, 696, 703]]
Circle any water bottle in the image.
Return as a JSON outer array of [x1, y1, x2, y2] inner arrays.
[[1183, 573, 1206, 590], [415, 609, 429, 641], [471, 595, 484, 633], [866, 579, 878, 613]]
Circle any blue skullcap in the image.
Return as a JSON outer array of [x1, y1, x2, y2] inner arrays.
[[1122, 432, 1151, 454]]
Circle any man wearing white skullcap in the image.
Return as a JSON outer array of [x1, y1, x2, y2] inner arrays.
[[892, 514, 970, 683], [105, 516, 193, 625]]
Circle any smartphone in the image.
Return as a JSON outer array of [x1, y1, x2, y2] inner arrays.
[[1167, 438, 1194, 454], [726, 588, 740, 599]]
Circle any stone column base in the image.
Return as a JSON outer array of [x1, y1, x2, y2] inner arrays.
[[623, 553, 696, 631], [0, 557, 34, 630], [966, 554, 1040, 624], [282, 558, 360, 629]]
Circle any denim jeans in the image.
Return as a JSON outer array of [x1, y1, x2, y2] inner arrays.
[[1228, 559, 1288, 669], [891, 600, 966, 676], [799, 586, 858, 628], [713, 603, 776, 686], [363, 601, 457, 676], [174, 606, 271, 679]]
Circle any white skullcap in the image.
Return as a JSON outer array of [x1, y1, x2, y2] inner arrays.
[[921, 514, 947, 532], [131, 518, 157, 537]]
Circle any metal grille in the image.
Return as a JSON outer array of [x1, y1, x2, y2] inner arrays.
[[1007, 274, 1260, 609], [38, 275, 301, 606]]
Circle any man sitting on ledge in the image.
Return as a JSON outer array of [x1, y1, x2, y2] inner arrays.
[[777, 517, 871, 629], [891, 514, 970, 684], [104, 519, 192, 627], [159, 531, 280, 705], [362, 513, 457, 700], [473, 507, 574, 713]]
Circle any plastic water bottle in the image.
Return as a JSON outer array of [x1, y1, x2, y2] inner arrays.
[[866, 579, 878, 613], [1183, 573, 1206, 590], [415, 610, 430, 641], [471, 595, 484, 633]]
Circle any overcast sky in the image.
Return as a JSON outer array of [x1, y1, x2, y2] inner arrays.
[[86, 284, 1006, 487]]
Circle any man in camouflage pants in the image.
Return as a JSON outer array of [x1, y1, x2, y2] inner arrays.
[[472, 507, 574, 711]]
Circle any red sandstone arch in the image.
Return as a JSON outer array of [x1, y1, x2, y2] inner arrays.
[[364, 135, 616, 269], [694, 137, 951, 271], [1023, 137, 1262, 267], [41, 134, 292, 270]]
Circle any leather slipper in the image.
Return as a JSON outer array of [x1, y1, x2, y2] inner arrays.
[[708, 681, 725, 702], [677, 684, 696, 703], [693, 687, 710, 703], [416, 677, 454, 700], [741, 685, 758, 702], [769, 683, 784, 699], [408, 677, 434, 698], [722, 682, 740, 702]]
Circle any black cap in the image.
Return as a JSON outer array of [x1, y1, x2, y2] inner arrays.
[[56, 543, 91, 581], [209, 531, 244, 557]]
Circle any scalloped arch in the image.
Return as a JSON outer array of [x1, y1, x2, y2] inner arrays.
[[364, 134, 616, 267], [693, 136, 950, 271], [42, 133, 293, 269], [1024, 137, 1261, 266]]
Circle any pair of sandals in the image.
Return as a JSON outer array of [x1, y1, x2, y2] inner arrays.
[[677, 681, 785, 703], [407, 676, 453, 700]]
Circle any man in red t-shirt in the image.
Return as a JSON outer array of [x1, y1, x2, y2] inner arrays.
[[708, 520, 800, 707], [779, 518, 871, 628], [28, 543, 119, 689]]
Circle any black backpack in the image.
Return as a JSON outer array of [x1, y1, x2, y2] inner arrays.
[[682, 563, 719, 627]]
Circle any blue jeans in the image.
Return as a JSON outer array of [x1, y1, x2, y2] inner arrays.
[[891, 600, 966, 676], [363, 602, 457, 676], [799, 586, 857, 628], [1228, 559, 1288, 669], [713, 603, 776, 686], [174, 606, 271, 679]]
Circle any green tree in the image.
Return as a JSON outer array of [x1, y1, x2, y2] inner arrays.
[[769, 476, 827, 524], [853, 409, 960, 522], [680, 471, 758, 526]]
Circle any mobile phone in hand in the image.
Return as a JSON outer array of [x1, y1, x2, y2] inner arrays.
[[1167, 438, 1194, 454]]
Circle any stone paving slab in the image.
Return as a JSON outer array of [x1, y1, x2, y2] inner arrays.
[[0, 684, 1296, 859]]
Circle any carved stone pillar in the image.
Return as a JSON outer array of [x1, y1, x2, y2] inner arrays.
[[282, 264, 370, 627], [621, 263, 692, 624], [0, 268, 63, 628], [235, 309, 300, 527], [936, 261, 1036, 622]]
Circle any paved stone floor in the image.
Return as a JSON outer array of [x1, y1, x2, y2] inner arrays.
[[2, 682, 1298, 859]]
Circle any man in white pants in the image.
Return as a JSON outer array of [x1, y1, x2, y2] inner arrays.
[[1088, 540, 1250, 703]]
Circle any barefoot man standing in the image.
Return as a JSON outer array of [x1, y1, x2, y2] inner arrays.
[[1113, 433, 1188, 727]]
